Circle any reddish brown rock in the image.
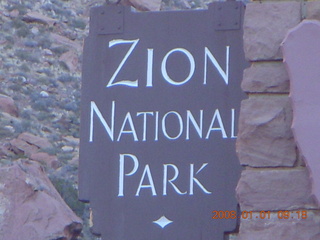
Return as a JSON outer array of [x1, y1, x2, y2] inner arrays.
[[0, 144, 8, 159], [127, 0, 162, 11], [50, 33, 82, 52], [0, 94, 18, 117], [18, 132, 53, 150], [238, 210, 320, 240], [9, 9, 19, 18], [30, 152, 61, 169], [236, 95, 296, 167], [236, 168, 316, 211], [242, 62, 289, 93], [22, 12, 57, 26], [282, 20, 320, 206], [63, 136, 80, 146], [0, 142, 14, 158], [9, 138, 39, 156], [306, 1, 320, 21], [59, 50, 78, 72], [244, 2, 301, 60], [0, 160, 82, 240], [8, 133, 59, 168], [70, 157, 79, 166]]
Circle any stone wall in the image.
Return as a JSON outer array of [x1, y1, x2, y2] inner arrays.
[[236, 1, 320, 239]]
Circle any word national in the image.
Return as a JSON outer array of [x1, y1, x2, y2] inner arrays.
[[89, 100, 237, 142]]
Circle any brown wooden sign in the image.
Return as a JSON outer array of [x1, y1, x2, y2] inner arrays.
[[79, 3, 246, 239]]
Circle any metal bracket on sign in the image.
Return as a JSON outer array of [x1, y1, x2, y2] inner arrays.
[[214, 2, 242, 31], [92, 5, 124, 35], [301, 1, 307, 20]]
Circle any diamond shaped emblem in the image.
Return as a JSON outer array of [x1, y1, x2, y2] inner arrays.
[[153, 216, 173, 229]]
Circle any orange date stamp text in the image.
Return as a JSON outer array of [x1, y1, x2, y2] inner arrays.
[[212, 210, 308, 220]]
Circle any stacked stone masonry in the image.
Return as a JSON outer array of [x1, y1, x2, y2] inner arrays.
[[236, 1, 320, 239]]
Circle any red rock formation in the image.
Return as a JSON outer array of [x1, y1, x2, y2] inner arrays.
[[0, 160, 82, 240], [0, 94, 18, 117]]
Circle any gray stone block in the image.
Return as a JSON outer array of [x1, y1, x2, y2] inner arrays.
[[306, 1, 320, 21], [244, 2, 301, 61], [236, 168, 317, 211], [236, 95, 296, 167], [242, 62, 289, 93], [238, 210, 320, 240]]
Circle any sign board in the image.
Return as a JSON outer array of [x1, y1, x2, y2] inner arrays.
[[79, 3, 246, 239]]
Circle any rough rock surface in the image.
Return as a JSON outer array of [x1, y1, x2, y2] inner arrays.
[[9, 132, 54, 157], [50, 33, 82, 52], [59, 50, 79, 72], [18, 132, 53, 149], [236, 95, 296, 167], [242, 62, 289, 93], [237, 1, 320, 240], [128, 0, 162, 11], [282, 20, 320, 207], [22, 12, 57, 26], [0, 160, 82, 240], [306, 1, 320, 21], [244, 2, 301, 60], [236, 168, 316, 211], [30, 152, 61, 169], [0, 94, 18, 117], [238, 210, 320, 240], [9, 138, 39, 156]]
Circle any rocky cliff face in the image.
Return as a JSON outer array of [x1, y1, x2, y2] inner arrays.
[[0, 0, 106, 238], [0, 0, 214, 239], [0, 160, 82, 240]]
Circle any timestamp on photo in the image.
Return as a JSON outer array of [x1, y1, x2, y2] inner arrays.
[[212, 210, 308, 220]]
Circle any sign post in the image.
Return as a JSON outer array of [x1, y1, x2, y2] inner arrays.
[[80, 3, 246, 239]]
